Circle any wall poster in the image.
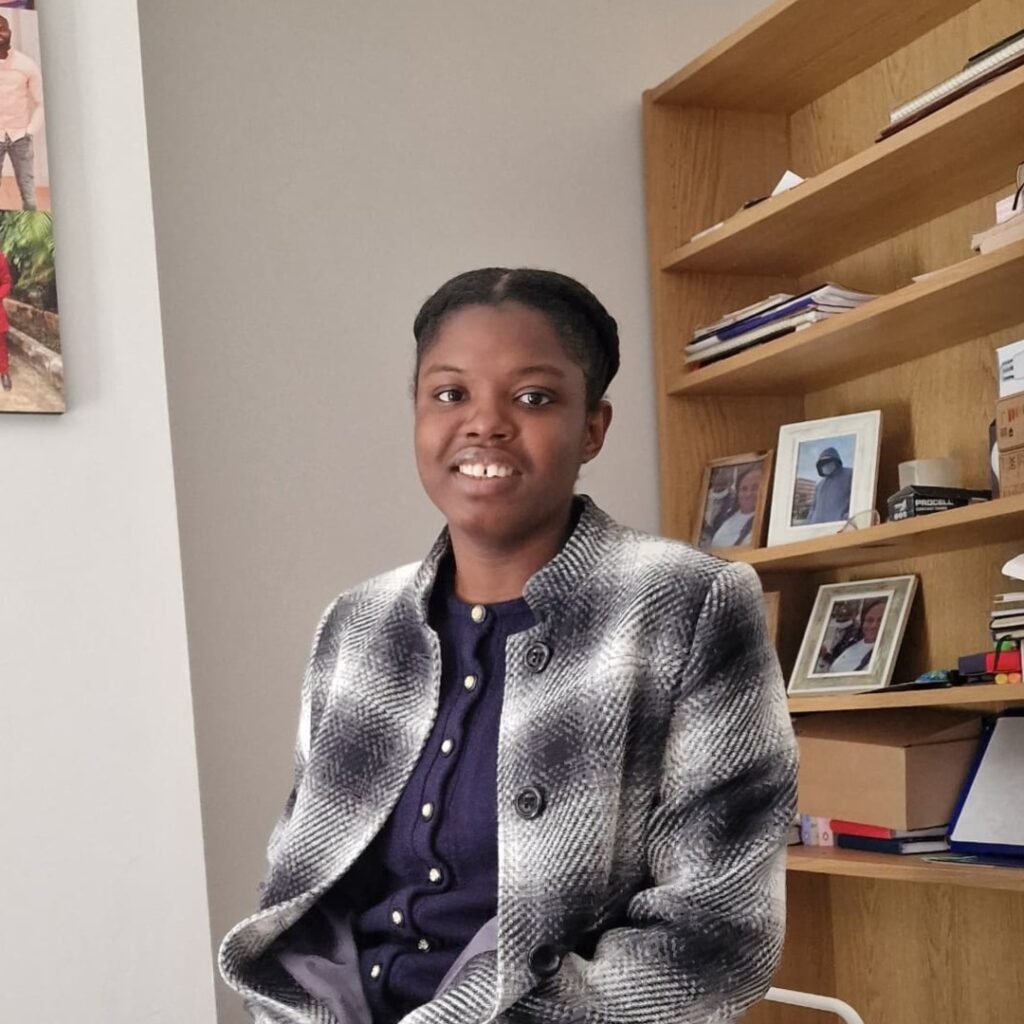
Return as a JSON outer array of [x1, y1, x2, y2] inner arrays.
[[0, 1, 62, 414]]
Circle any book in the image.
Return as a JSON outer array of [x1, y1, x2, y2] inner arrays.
[[684, 312, 826, 365], [688, 283, 875, 345], [830, 820, 948, 841], [837, 834, 950, 855], [890, 31, 1024, 124], [691, 293, 793, 344], [703, 283, 875, 344], [966, 28, 1024, 67], [990, 607, 1024, 621], [879, 50, 1024, 140]]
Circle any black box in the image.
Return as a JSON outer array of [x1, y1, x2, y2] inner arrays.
[[887, 485, 992, 522]]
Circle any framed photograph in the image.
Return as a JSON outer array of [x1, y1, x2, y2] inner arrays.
[[767, 410, 882, 546], [0, 4, 63, 414], [692, 450, 773, 552], [788, 575, 917, 695]]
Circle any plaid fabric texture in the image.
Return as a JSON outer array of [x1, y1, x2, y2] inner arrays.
[[219, 496, 797, 1024]]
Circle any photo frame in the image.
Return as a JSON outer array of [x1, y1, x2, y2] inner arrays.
[[692, 450, 773, 553], [788, 575, 917, 695], [766, 410, 882, 546]]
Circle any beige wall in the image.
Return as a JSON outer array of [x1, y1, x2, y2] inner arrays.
[[137, 2, 764, 1020], [1, 2, 215, 1022]]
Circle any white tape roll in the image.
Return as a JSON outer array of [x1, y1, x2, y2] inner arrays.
[[898, 457, 961, 488]]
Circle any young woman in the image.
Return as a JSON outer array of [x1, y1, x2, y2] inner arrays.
[[219, 269, 797, 1024]]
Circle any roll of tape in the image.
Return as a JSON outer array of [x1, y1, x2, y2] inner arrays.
[[898, 457, 961, 488]]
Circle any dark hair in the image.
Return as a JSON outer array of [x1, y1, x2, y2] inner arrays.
[[412, 268, 620, 410]]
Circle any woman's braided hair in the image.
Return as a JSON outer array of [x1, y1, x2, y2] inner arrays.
[[413, 268, 620, 411]]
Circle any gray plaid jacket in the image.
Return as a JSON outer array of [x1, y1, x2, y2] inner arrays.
[[219, 496, 797, 1024]]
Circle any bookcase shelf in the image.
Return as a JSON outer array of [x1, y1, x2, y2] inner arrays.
[[788, 682, 1024, 715], [669, 240, 1024, 396], [787, 845, 1024, 892], [651, 0, 977, 112], [660, 65, 1024, 276], [644, 4, 1024, 1019], [727, 495, 1024, 572]]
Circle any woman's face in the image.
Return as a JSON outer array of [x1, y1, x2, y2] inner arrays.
[[414, 302, 610, 549]]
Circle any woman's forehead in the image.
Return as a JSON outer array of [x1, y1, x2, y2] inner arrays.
[[422, 304, 583, 372]]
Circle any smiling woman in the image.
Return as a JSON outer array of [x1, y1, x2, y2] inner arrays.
[[218, 267, 797, 1024]]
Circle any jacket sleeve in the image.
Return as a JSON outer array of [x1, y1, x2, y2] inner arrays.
[[261, 594, 347, 891], [513, 560, 797, 1024]]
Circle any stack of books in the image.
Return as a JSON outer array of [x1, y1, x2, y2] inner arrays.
[[685, 284, 877, 366], [990, 592, 1024, 648], [957, 643, 1021, 684], [831, 820, 950, 855], [880, 28, 1024, 139]]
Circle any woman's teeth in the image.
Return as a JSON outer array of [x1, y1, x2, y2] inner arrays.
[[457, 463, 515, 478]]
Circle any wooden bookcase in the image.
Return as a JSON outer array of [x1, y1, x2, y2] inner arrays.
[[642, 2, 1024, 1021]]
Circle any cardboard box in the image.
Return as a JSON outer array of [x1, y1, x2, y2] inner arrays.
[[999, 449, 1024, 498], [996, 393, 1024, 452], [794, 709, 982, 830], [886, 485, 990, 522]]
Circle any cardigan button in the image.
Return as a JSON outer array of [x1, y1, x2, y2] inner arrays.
[[528, 943, 562, 977], [525, 642, 552, 673], [515, 785, 546, 820]]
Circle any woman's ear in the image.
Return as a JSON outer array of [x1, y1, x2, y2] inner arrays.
[[581, 400, 613, 463]]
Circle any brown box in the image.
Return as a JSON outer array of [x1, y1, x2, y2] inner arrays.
[[996, 394, 1024, 452], [999, 449, 1024, 498], [794, 709, 982, 830]]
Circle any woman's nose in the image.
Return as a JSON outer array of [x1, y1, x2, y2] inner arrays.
[[463, 397, 513, 439]]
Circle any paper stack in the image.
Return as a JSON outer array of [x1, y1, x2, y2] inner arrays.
[[685, 284, 877, 366]]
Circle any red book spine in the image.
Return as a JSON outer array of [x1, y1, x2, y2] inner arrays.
[[829, 819, 893, 839], [985, 649, 1022, 672]]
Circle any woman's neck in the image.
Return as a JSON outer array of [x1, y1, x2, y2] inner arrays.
[[448, 505, 575, 604]]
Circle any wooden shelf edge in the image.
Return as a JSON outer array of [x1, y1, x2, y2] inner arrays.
[[650, 0, 977, 112], [659, 65, 1024, 275], [725, 495, 1024, 572], [788, 683, 1024, 714], [666, 240, 1024, 397], [787, 846, 1024, 891]]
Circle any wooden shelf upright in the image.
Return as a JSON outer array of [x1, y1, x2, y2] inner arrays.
[[642, 2, 1024, 1022]]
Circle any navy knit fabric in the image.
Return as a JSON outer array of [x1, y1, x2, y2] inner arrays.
[[281, 551, 535, 1024]]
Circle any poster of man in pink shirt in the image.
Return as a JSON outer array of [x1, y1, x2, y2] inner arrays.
[[0, 2, 61, 414], [0, 6, 45, 212]]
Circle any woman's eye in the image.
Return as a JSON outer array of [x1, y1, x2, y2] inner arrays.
[[516, 391, 552, 407], [435, 388, 464, 403]]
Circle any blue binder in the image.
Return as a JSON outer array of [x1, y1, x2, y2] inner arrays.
[[948, 712, 1024, 857]]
